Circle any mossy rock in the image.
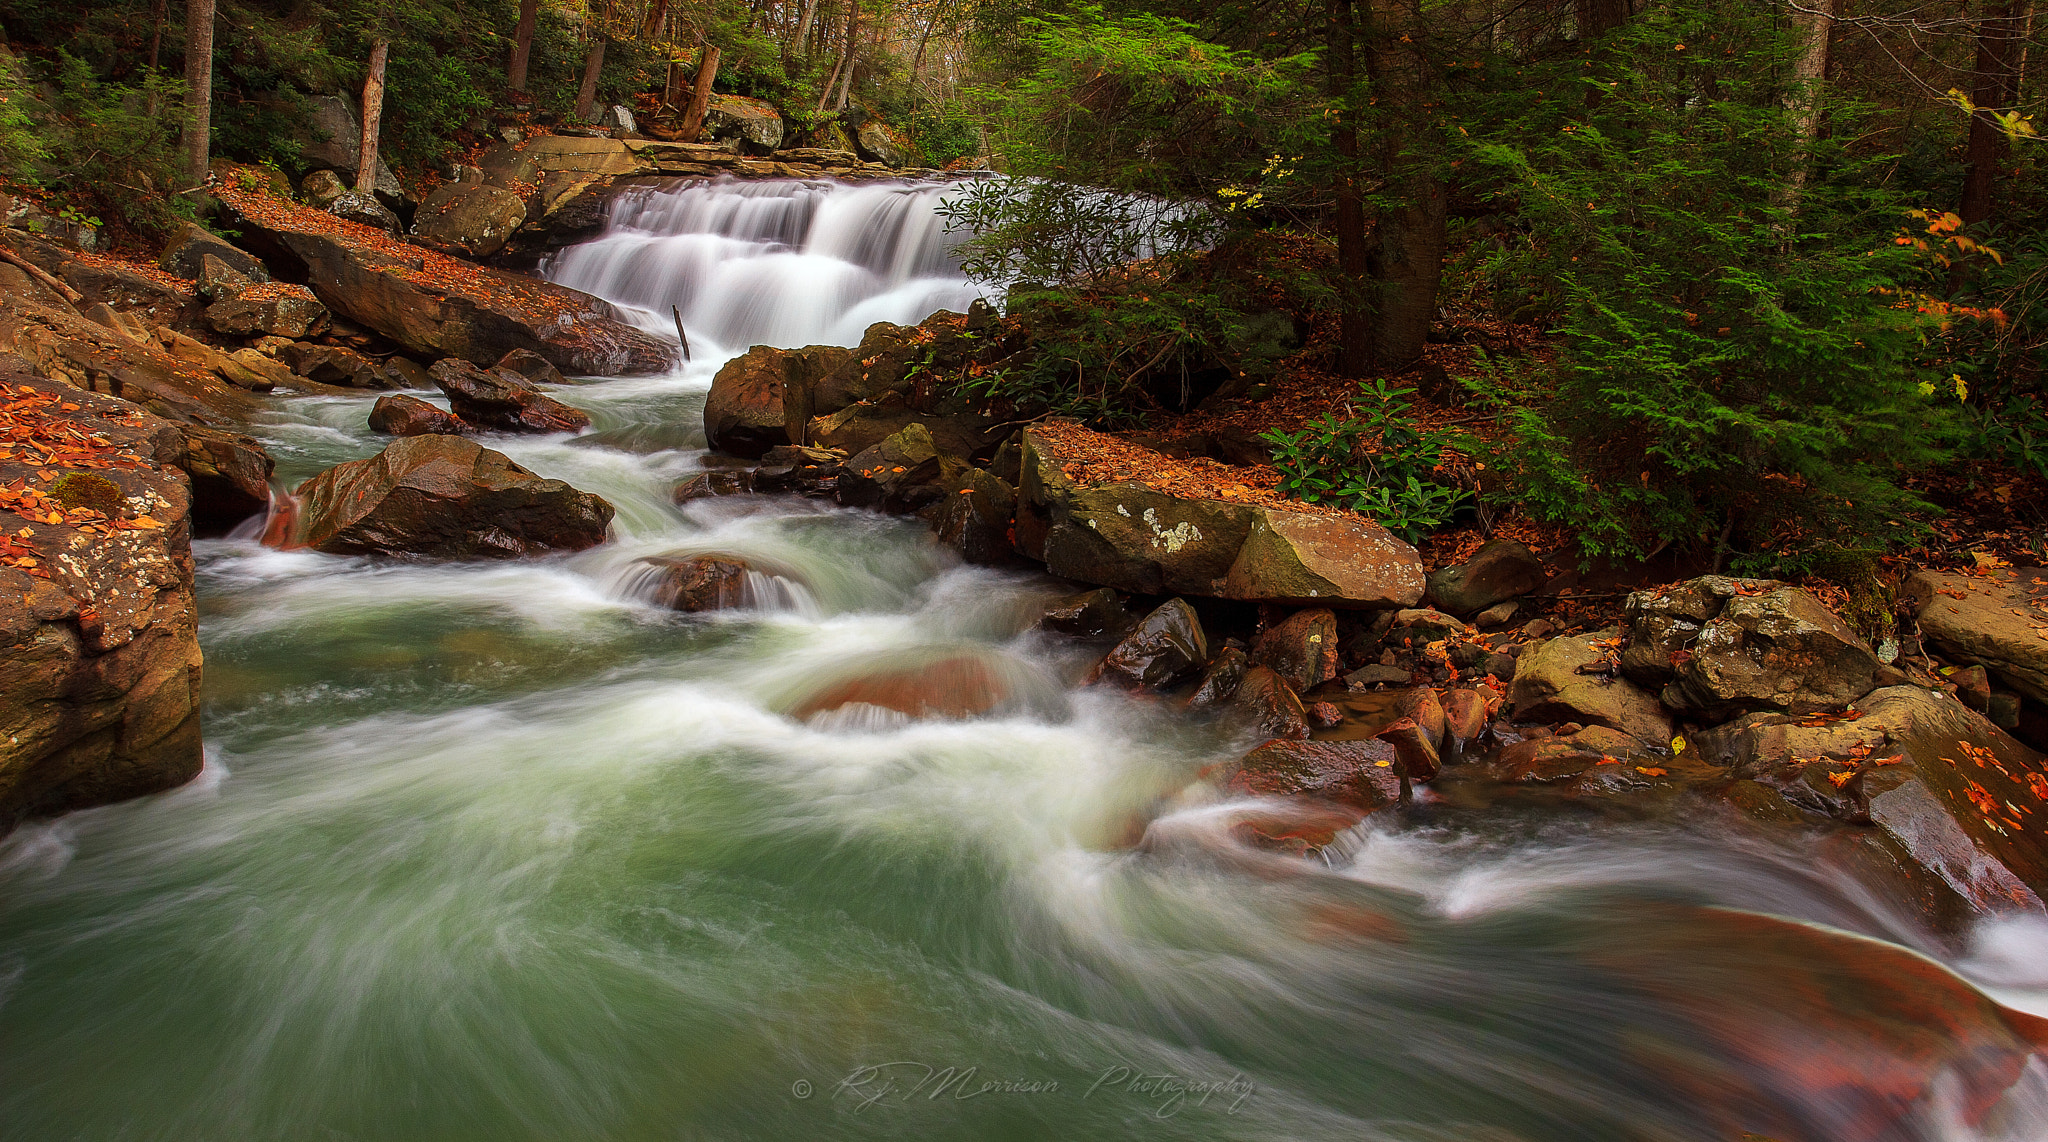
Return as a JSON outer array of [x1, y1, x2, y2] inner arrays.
[[50, 471, 122, 516]]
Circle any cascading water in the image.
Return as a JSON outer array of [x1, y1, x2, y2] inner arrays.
[[3, 177, 2048, 1141]]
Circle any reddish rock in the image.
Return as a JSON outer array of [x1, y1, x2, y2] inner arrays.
[[1442, 687, 1493, 762], [429, 358, 590, 434], [703, 343, 853, 458], [1229, 738, 1405, 811], [1425, 538, 1546, 617], [790, 654, 1009, 721], [672, 470, 754, 503], [1185, 647, 1251, 709], [643, 555, 752, 612], [368, 394, 470, 437], [1376, 716, 1442, 781], [1222, 505, 1426, 608], [1251, 608, 1340, 691], [1306, 701, 1345, 729], [1231, 664, 1309, 740], [1092, 598, 1208, 689]]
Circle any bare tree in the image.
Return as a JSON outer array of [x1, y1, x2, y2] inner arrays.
[[509, 0, 540, 92], [680, 45, 722, 140], [833, 0, 861, 111], [576, 37, 608, 121], [1961, 0, 2030, 225], [1326, 0, 1371, 375], [357, 39, 390, 192], [181, 0, 215, 193]]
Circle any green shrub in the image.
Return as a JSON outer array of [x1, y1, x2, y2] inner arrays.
[[1261, 380, 1470, 542]]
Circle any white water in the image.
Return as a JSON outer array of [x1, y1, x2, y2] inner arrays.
[[1, 178, 2046, 1141]]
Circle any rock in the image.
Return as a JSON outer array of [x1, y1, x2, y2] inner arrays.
[[410, 183, 528, 258], [1375, 716, 1441, 781], [750, 445, 845, 497], [205, 281, 329, 338], [1185, 647, 1250, 709], [158, 222, 268, 283], [429, 358, 590, 434], [1386, 607, 1466, 649], [368, 393, 470, 437], [1512, 633, 1673, 746], [702, 343, 855, 457], [1036, 588, 1127, 637], [853, 118, 910, 167], [838, 423, 957, 512], [702, 94, 785, 153], [1222, 505, 1427, 608], [1395, 686, 1448, 751], [295, 95, 404, 201], [1093, 598, 1208, 689], [195, 254, 255, 301], [1442, 688, 1492, 762], [495, 348, 567, 387], [1624, 577, 1878, 719], [1946, 663, 1994, 713], [329, 190, 401, 231], [1251, 608, 1339, 691], [1017, 427, 1258, 595], [1306, 701, 1344, 729], [598, 104, 637, 135], [1345, 664, 1413, 688], [220, 349, 295, 392], [285, 343, 384, 388], [292, 435, 615, 559], [1425, 539, 1546, 617], [641, 554, 752, 612], [219, 185, 673, 376], [1906, 568, 2048, 706], [672, 469, 753, 503], [1231, 665, 1310, 740], [933, 468, 1017, 565], [0, 292, 260, 423], [1489, 737, 1607, 783], [4, 229, 204, 330], [1229, 739, 1405, 812], [376, 356, 434, 389], [0, 373, 203, 832], [1474, 599, 1520, 628], [301, 169, 347, 208], [789, 652, 1012, 722], [175, 423, 274, 534]]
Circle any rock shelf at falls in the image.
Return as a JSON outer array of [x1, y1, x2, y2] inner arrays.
[[1, 174, 2047, 1142]]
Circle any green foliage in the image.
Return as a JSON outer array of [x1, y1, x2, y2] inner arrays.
[[1461, 5, 1951, 567], [1260, 380, 1470, 542], [35, 50, 191, 234], [0, 50, 49, 181]]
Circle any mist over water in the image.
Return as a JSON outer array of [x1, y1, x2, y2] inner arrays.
[[3, 178, 2047, 1141]]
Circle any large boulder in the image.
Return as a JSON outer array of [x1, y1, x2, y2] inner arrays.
[[1425, 539, 1546, 617], [368, 394, 470, 437], [1906, 568, 2048, 705], [158, 222, 268, 283], [216, 179, 673, 376], [0, 374, 204, 833], [410, 183, 528, 258], [702, 95, 785, 153], [1512, 632, 1673, 746], [702, 343, 855, 457], [853, 118, 909, 167], [1623, 576, 1878, 719], [0, 292, 260, 424], [204, 281, 329, 339], [292, 435, 615, 558], [429, 358, 590, 434], [294, 94, 405, 201], [175, 423, 274, 534], [1222, 505, 1426, 608]]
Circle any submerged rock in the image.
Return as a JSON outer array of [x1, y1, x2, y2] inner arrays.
[[788, 652, 1013, 722], [642, 554, 753, 612], [1229, 739, 1405, 812], [292, 435, 614, 558]]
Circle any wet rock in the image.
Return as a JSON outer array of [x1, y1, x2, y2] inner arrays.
[[1222, 506, 1426, 608], [702, 343, 854, 458], [750, 445, 845, 497], [429, 358, 590, 434], [1425, 539, 1546, 617], [1038, 587, 1129, 637], [1624, 576, 1878, 719], [1512, 632, 1673, 746], [1442, 688, 1493, 762], [175, 423, 274, 534], [284, 344, 384, 388], [0, 374, 203, 831], [1345, 663, 1413, 688], [376, 355, 434, 390], [292, 435, 615, 559], [1251, 608, 1340, 692], [368, 393, 470, 437], [410, 183, 527, 258], [1906, 568, 2048, 705], [1394, 687, 1447, 752], [1229, 739, 1405, 812], [789, 653, 1011, 722], [1489, 737, 1607, 783], [1375, 717, 1441, 781], [642, 554, 752, 612], [1184, 647, 1249, 709], [1306, 701, 1345, 729], [1093, 598, 1208, 689], [205, 281, 329, 339], [158, 222, 268, 283], [838, 422, 957, 512], [1945, 662, 1993, 713], [495, 348, 567, 388], [703, 94, 786, 153], [933, 467, 1017, 565], [813, 321, 923, 410], [672, 469, 754, 503], [1231, 665, 1310, 740]]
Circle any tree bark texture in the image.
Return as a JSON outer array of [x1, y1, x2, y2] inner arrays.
[[793, 0, 823, 57], [1326, 0, 1372, 377], [680, 45, 721, 142], [181, 0, 215, 193], [833, 0, 861, 111], [509, 0, 539, 92], [1961, 0, 2028, 226], [1363, 0, 1446, 371], [576, 38, 607, 122], [1574, 0, 1629, 38], [640, 0, 670, 40], [356, 39, 389, 193], [1777, 0, 1835, 218]]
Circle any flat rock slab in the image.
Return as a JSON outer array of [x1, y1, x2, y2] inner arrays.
[[1907, 568, 2048, 705]]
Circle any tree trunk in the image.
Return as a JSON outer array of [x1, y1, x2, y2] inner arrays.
[[833, 1, 861, 112], [1961, 0, 2028, 226], [181, 0, 215, 194], [664, 58, 687, 110], [815, 53, 844, 114], [1574, 0, 1629, 38], [1363, 0, 1446, 371], [576, 37, 607, 122], [147, 0, 168, 70], [1326, 0, 1371, 377], [356, 39, 389, 193], [509, 0, 539, 92], [911, 0, 951, 84], [793, 0, 823, 56], [680, 45, 721, 142], [1777, 0, 1835, 220], [640, 0, 669, 40]]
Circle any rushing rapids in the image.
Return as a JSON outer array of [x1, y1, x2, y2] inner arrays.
[[2, 179, 2047, 1141]]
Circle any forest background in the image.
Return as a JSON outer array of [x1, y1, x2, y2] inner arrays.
[[0, 0, 2042, 593]]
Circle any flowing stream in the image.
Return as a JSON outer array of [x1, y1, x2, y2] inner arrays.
[[3, 177, 2048, 1141]]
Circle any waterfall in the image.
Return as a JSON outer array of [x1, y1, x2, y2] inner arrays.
[[544, 177, 991, 364]]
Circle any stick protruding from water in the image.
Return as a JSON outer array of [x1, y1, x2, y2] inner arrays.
[[671, 305, 691, 361]]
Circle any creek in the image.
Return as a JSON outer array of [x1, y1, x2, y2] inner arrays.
[[2, 177, 2046, 1141]]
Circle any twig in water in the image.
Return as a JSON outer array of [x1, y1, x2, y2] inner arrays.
[[671, 305, 691, 361]]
